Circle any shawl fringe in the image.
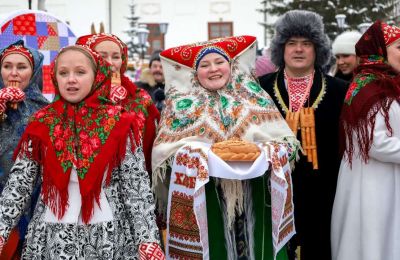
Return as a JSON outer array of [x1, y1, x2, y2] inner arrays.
[[341, 78, 400, 165], [218, 179, 244, 229]]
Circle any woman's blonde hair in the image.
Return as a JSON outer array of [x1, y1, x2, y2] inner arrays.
[[54, 45, 97, 75]]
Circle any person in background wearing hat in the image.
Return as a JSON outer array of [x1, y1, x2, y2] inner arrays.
[[330, 31, 362, 82], [136, 50, 166, 111], [258, 10, 348, 260]]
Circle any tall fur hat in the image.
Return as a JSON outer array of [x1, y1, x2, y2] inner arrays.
[[270, 10, 331, 68]]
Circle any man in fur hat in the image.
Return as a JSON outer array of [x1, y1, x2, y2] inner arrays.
[[136, 50, 166, 111], [259, 10, 348, 260]]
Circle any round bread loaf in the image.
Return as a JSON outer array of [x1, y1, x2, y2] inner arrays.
[[211, 140, 260, 161]]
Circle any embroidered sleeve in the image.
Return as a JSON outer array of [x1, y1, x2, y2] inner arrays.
[[117, 137, 160, 247], [0, 154, 39, 243]]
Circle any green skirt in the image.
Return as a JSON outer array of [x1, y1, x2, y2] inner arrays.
[[206, 175, 288, 260]]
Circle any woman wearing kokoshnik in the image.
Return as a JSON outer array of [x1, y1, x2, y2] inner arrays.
[[0, 40, 49, 258], [152, 35, 300, 259], [0, 45, 164, 259], [75, 33, 160, 174]]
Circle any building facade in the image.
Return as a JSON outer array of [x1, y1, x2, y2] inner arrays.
[[0, 0, 266, 54]]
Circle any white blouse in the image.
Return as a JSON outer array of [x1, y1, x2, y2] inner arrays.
[[44, 166, 113, 224]]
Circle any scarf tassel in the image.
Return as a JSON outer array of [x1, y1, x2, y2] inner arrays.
[[81, 178, 102, 224], [13, 134, 44, 163], [343, 96, 396, 165]]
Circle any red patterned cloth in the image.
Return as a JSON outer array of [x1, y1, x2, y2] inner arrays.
[[76, 34, 160, 172], [0, 87, 25, 113], [0, 44, 34, 69], [12, 14, 36, 36], [14, 46, 140, 224], [0, 228, 18, 259], [284, 70, 314, 112], [110, 84, 128, 103], [341, 20, 400, 163], [382, 22, 400, 46], [75, 33, 128, 73], [138, 243, 165, 260]]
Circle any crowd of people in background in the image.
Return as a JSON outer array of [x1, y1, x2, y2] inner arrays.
[[0, 8, 399, 260]]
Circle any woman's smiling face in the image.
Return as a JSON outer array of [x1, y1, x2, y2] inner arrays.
[[196, 52, 231, 91]]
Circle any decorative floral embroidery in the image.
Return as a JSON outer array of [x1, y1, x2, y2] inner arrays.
[[156, 68, 281, 144], [177, 147, 208, 181], [122, 88, 153, 130], [382, 22, 400, 46], [345, 73, 377, 105], [34, 102, 121, 179], [359, 55, 385, 66], [169, 191, 200, 243]]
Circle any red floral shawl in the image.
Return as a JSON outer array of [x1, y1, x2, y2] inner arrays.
[[14, 46, 140, 223], [75, 33, 160, 172], [341, 20, 400, 164]]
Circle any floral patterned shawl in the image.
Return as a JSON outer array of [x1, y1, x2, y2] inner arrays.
[[75, 33, 160, 172], [152, 35, 298, 180], [341, 21, 400, 163], [14, 45, 140, 223], [0, 40, 48, 184]]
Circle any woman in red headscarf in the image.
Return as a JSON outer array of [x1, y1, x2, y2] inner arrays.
[[0, 45, 164, 259], [75, 33, 160, 173], [331, 21, 400, 260]]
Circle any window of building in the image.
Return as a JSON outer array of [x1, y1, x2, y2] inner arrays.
[[144, 23, 165, 56], [208, 22, 233, 40]]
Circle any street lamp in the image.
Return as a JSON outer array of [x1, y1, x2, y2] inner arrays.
[[159, 23, 169, 35], [335, 14, 346, 33], [358, 23, 372, 34], [137, 24, 149, 60], [159, 23, 169, 50]]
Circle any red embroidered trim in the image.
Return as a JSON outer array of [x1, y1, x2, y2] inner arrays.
[[285, 70, 314, 112]]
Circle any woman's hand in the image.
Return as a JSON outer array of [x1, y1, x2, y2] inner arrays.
[[0, 87, 25, 113], [139, 242, 165, 260]]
